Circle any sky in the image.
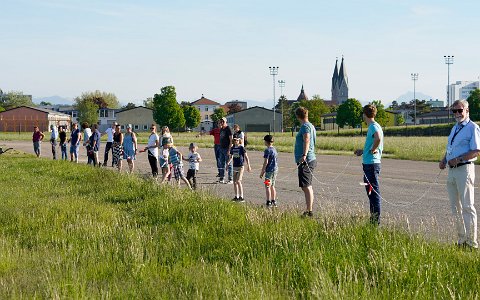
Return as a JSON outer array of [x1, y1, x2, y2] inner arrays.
[[1, 0, 479, 106]]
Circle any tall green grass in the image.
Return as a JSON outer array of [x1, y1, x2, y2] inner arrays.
[[0, 153, 478, 298]]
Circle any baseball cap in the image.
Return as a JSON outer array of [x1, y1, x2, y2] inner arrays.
[[126, 124, 132, 129]]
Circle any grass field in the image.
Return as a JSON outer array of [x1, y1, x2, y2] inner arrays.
[[0, 152, 479, 298], [0, 131, 447, 162]]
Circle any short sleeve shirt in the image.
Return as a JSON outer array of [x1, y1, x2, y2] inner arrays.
[[147, 133, 159, 157], [105, 128, 114, 143], [220, 126, 233, 149], [83, 128, 92, 143], [70, 129, 80, 145], [294, 122, 316, 163], [188, 152, 201, 170], [230, 145, 246, 167], [264, 146, 278, 172], [446, 119, 480, 162], [168, 147, 181, 166], [363, 121, 384, 164], [90, 130, 101, 151]]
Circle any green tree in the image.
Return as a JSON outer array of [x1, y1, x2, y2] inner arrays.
[[122, 102, 136, 110], [227, 103, 242, 114], [211, 107, 226, 123], [370, 100, 390, 127], [143, 97, 154, 109], [76, 90, 119, 109], [1, 91, 35, 109], [277, 95, 291, 130], [300, 95, 330, 127], [395, 113, 405, 125], [0, 106, 5, 112], [39, 101, 53, 106], [467, 89, 480, 121], [182, 105, 201, 129], [76, 98, 99, 125], [336, 98, 363, 128], [152, 86, 185, 130], [289, 101, 302, 128]]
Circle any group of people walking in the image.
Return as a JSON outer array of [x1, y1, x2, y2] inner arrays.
[[31, 101, 480, 249]]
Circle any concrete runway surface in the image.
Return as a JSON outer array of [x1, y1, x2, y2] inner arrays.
[[3, 139, 476, 243]]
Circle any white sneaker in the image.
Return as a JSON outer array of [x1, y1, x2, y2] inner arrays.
[[225, 180, 233, 184], [218, 178, 225, 184]]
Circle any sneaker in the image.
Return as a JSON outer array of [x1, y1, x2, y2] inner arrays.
[[225, 180, 233, 184], [266, 200, 272, 208], [232, 197, 238, 202], [301, 211, 313, 218], [216, 174, 220, 177], [103, 162, 107, 167], [237, 197, 245, 203], [219, 178, 225, 184], [271, 200, 278, 207]]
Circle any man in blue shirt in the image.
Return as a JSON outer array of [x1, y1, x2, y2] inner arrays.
[[294, 107, 317, 217], [355, 104, 383, 225], [68, 123, 81, 163], [440, 99, 480, 249]]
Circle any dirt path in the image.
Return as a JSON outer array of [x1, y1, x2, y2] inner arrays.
[[2, 140, 471, 243]]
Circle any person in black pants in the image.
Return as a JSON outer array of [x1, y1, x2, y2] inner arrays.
[[144, 124, 160, 178], [102, 122, 117, 167]]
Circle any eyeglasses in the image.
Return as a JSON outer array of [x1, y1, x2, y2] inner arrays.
[[452, 109, 464, 114]]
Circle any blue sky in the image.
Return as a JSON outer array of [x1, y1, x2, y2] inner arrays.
[[1, 0, 479, 105]]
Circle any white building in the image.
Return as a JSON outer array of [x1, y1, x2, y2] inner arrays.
[[448, 81, 479, 103], [191, 95, 222, 132]]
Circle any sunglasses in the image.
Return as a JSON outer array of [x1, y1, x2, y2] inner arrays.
[[452, 109, 464, 114]]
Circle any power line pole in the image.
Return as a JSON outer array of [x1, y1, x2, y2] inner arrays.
[[444, 55, 454, 122], [278, 80, 285, 132], [411, 73, 418, 125], [269, 67, 279, 133]]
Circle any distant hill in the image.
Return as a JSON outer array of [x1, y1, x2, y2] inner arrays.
[[395, 91, 434, 104], [33, 95, 73, 105]]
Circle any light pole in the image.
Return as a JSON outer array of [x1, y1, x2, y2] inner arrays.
[[411, 73, 418, 125], [444, 55, 454, 122], [278, 80, 285, 132], [269, 66, 279, 133]]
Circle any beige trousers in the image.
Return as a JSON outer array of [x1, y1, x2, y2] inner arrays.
[[447, 164, 478, 248]]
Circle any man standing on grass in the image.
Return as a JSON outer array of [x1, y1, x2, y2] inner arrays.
[[439, 99, 480, 249], [294, 107, 316, 217], [218, 117, 233, 184], [102, 122, 117, 167], [355, 104, 383, 225]]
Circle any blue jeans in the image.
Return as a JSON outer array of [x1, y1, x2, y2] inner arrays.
[[363, 163, 381, 225], [60, 143, 68, 160], [214, 144, 221, 175], [219, 147, 233, 181]]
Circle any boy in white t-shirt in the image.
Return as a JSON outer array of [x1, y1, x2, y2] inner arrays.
[[183, 143, 202, 190]]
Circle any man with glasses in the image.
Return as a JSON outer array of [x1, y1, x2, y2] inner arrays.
[[440, 99, 480, 249]]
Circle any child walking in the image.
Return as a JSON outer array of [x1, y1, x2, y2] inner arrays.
[[162, 142, 191, 189], [183, 143, 202, 190], [259, 135, 278, 208], [228, 137, 251, 202]]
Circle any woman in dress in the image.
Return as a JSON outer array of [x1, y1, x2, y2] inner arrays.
[[122, 124, 138, 173], [112, 124, 124, 171]]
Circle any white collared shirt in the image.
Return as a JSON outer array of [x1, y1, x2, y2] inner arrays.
[[446, 118, 480, 162]]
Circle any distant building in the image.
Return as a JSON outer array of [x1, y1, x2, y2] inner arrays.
[[448, 81, 479, 103], [427, 99, 445, 108], [0, 106, 71, 132], [191, 95, 222, 131], [297, 85, 308, 101], [226, 106, 282, 132], [331, 57, 349, 105], [116, 106, 159, 132], [224, 100, 247, 110], [98, 108, 119, 131], [417, 110, 449, 125], [320, 110, 400, 131]]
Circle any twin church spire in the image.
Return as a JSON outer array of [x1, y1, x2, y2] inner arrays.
[[331, 56, 348, 105]]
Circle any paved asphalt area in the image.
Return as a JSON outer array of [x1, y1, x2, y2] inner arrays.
[[4, 140, 477, 243]]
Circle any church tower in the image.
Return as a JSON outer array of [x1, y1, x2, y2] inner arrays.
[[331, 58, 339, 104], [297, 84, 308, 101], [331, 56, 349, 105]]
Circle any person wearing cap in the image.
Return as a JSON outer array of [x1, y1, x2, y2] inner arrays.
[[49, 124, 58, 160], [440, 99, 480, 249], [102, 122, 117, 167], [32, 126, 45, 157], [122, 124, 138, 173], [294, 107, 317, 218], [183, 142, 202, 190], [218, 117, 233, 184]]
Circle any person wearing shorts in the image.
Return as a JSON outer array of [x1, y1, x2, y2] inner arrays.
[[32, 126, 45, 157], [69, 123, 81, 163], [164, 143, 191, 189], [183, 143, 202, 190], [294, 107, 317, 218], [260, 134, 278, 208], [228, 137, 251, 202]]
